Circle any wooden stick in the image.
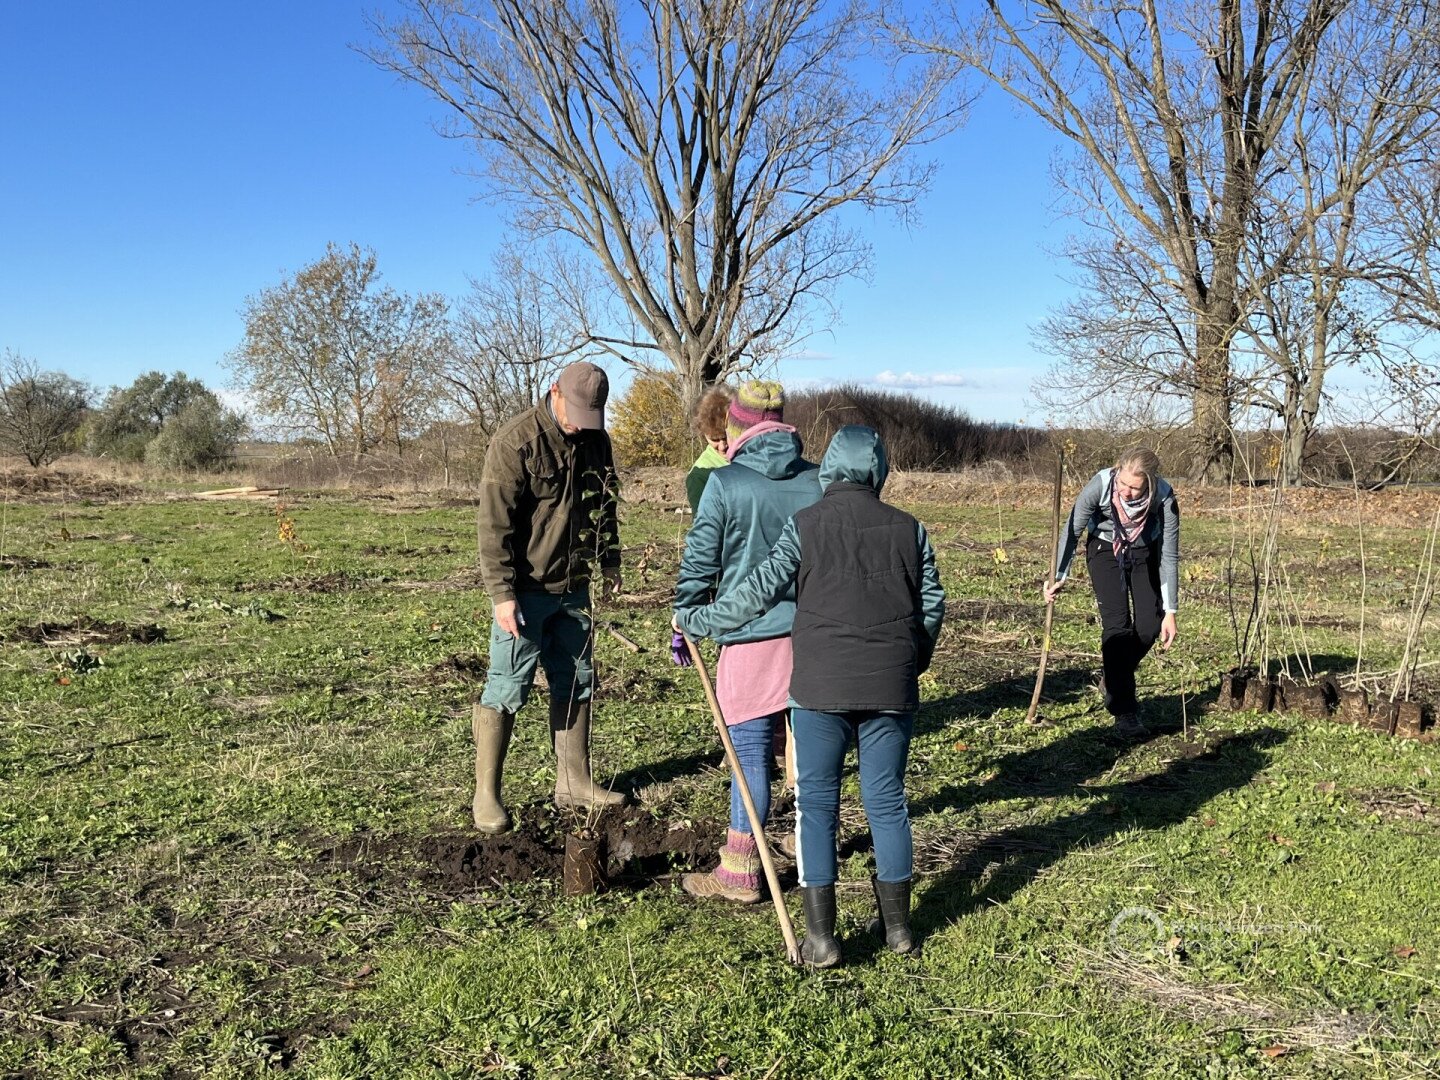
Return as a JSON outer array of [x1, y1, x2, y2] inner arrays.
[[1026, 449, 1066, 725], [684, 634, 802, 964], [603, 621, 642, 653]]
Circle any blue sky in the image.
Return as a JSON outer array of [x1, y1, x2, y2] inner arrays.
[[0, 1, 1078, 425]]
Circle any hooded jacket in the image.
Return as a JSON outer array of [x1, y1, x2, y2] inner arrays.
[[673, 421, 822, 645], [677, 426, 946, 713]]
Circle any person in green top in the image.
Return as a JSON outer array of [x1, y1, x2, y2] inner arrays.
[[684, 388, 732, 514]]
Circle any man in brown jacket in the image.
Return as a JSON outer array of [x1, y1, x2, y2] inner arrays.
[[471, 361, 626, 834]]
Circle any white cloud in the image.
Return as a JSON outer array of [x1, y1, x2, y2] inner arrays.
[[869, 370, 971, 389]]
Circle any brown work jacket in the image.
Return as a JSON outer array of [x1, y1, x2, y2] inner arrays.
[[476, 399, 621, 605]]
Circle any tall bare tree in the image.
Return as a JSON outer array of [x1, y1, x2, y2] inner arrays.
[[1236, 2, 1440, 484], [0, 352, 90, 468], [899, 0, 1436, 481], [369, 0, 966, 408], [228, 244, 452, 461]]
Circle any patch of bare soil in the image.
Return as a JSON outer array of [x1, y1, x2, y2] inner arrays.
[[0, 467, 143, 502], [1351, 787, 1438, 825], [235, 571, 380, 593], [435, 652, 487, 682], [4, 618, 167, 646], [315, 806, 723, 893], [0, 555, 52, 571], [359, 542, 456, 557], [392, 565, 486, 591]]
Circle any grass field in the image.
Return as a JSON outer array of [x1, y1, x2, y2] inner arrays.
[[2, 476, 1438, 1079]]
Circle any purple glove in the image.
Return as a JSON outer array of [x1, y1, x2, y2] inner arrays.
[[671, 631, 693, 667]]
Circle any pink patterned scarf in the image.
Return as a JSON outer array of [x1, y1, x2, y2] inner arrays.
[[1111, 480, 1152, 558]]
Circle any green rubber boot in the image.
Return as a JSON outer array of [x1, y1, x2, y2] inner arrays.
[[472, 704, 514, 834]]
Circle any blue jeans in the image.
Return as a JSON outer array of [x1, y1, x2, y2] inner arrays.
[[727, 714, 777, 834], [479, 589, 593, 713], [793, 709, 913, 887]]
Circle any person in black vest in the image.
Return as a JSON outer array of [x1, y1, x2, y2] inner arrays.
[[675, 426, 945, 967]]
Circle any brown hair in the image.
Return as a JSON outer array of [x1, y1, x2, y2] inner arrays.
[[1114, 446, 1162, 494], [694, 387, 732, 441]]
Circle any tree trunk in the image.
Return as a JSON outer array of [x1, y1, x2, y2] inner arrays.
[[1280, 349, 1326, 488], [1189, 304, 1236, 483]]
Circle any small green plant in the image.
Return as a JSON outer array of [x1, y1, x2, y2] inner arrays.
[[59, 647, 101, 674]]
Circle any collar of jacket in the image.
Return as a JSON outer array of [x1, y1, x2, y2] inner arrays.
[[823, 480, 878, 498], [534, 395, 575, 454]]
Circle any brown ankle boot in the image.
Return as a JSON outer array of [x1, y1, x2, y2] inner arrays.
[[550, 697, 627, 811], [472, 704, 514, 834]]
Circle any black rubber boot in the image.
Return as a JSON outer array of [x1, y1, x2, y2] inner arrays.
[[866, 876, 916, 955], [800, 886, 842, 968]]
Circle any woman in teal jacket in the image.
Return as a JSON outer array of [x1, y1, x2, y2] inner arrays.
[[673, 383, 821, 903]]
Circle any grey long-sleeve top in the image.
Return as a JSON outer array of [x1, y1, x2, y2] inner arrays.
[[1053, 467, 1181, 612]]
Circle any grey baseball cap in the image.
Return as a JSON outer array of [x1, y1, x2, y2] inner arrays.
[[557, 361, 609, 429]]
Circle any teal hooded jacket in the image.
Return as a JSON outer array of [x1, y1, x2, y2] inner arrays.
[[673, 423, 822, 645]]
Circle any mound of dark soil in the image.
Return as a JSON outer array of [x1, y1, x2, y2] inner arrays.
[[235, 571, 380, 593], [316, 807, 722, 894], [0, 555, 52, 571], [5, 618, 167, 646], [436, 653, 487, 682]]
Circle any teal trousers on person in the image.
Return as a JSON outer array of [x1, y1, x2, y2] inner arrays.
[[479, 588, 594, 713]]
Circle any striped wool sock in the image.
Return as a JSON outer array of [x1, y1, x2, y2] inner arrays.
[[713, 828, 760, 891]]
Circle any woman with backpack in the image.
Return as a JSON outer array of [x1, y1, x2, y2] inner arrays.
[[1046, 446, 1181, 735]]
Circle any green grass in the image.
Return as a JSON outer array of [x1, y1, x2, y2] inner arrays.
[[1, 485, 1438, 1078]]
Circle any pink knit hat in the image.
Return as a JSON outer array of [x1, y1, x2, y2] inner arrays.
[[726, 381, 785, 442]]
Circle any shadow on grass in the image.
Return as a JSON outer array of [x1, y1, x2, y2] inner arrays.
[[914, 700, 1205, 818], [610, 746, 725, 792], [910, 726, 1288, 941], [915, 662, 1100, 738]]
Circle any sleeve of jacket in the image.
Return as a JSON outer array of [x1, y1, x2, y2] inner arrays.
[[598, 434, 621, 570], [917, 522, 946, 672], [1055, 470, 1105, 582], [674, 474, 725, 611], [677, 516, 803, 640], [477, 434, 524, 605], [1158, 484, 1181, 612]]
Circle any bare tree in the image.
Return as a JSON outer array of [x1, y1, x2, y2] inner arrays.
[[368, 0, 966, 408], [0, 352, 90, 468], [228, 243, 452, 461], [898, 0, 1440, 481], [441, 245, 593, 441], [1236, 3, 1440, 485]]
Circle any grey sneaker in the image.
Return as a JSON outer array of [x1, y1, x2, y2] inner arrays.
[[1113, 712, 1147, 736]]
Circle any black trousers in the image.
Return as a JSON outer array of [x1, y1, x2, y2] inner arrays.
[[1086, 536, 1163, 717]]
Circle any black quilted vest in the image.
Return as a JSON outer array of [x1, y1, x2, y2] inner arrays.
[[789, 481, 925, 713]]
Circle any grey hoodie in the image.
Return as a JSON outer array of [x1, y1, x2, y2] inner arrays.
[[1054, 467, 1181, 611]]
